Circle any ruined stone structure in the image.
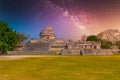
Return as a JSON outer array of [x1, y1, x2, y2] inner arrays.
[[14, 26, 119, 56], [66, 41, 101, 49], [61, 49, 115, 56], [23, 26, 65, 51], [40, 26, 55, 40]]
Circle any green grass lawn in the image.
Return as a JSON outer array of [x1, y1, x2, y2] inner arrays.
[[0, 55, 120, 80]]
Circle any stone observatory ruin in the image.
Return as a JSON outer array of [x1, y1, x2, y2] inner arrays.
[[8, 25, 119, 55], [40, 26, 55, 40]]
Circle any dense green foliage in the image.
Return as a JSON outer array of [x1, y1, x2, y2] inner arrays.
[[101, 40, 112, 49], [0, 21, 20, 54], [86, 35, 114, 49], [86, 35, 101, 41], [115, 41, 120, 49], [0, 55, 120, 80]]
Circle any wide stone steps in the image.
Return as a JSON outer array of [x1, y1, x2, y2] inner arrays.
[[23, 43, 50, 51]]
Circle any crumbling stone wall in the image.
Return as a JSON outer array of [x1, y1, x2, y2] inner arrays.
[[81, 49, 113, 55], [60, 49, 80, 55], [61, 49, 118, 55], [8, 49, 119, 55]]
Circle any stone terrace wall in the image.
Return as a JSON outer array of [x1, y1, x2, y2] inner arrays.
[[60, 49, 80, 55], [82, 49, 113, 56], [61, 49, 118, 56], [7, 49, 119, 55]]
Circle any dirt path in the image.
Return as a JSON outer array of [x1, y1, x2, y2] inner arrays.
[[0, 55, 66, 60]]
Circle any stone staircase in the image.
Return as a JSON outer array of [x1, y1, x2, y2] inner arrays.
[[23, 42, 50, 51]]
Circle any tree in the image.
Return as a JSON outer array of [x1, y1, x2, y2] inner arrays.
[[86, 35, 101, 41], [18, 32, 30, 42], [115, 41, 120, 49], [0, 21, 20, 54], [101, 40, 112, 49], [86, 35, 113, 49]]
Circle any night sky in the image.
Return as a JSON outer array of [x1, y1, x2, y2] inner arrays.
[[0, 0, 120, 40]]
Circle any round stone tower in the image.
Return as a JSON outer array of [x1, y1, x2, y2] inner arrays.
[[40, 25, 55, 40]]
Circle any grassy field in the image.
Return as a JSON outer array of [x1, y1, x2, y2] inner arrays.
[[0, 55, 120, 80]]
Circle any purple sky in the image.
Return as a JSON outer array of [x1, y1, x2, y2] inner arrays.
[[0, 0, 120, 40]]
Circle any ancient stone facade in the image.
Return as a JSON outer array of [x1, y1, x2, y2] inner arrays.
[[61, 49, 115, 56], [25, 26, 100, 52], [20, 26, 120, 56], [66, 41, 101, 49], [40, 26, 55, 40]]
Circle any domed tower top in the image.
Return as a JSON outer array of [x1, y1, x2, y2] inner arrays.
[[40, 25, 55, 40]]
